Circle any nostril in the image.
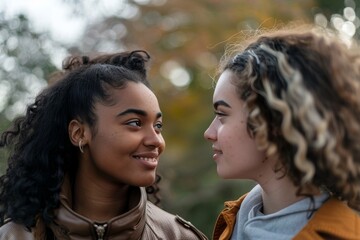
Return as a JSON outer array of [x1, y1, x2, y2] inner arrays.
[[204, 129, 214, 141]]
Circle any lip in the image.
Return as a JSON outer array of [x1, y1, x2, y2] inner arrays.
[[212, 146, 222, 161], [133, 152, 159, 169]]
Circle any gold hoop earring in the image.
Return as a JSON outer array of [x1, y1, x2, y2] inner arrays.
[[79, 139, 84, 153]]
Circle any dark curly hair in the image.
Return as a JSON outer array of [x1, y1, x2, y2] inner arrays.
[[220, 27, 360, 210], [0, 50, 161, 229]]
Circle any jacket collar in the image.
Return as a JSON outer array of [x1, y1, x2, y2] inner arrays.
[[293, 197, 360, 239], [213, 194, 247, 240], [52, 177, 147, 240]]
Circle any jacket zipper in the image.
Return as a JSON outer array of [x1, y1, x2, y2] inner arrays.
[[93, 223, 108, 240]]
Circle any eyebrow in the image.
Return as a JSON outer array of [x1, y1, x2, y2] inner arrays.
[[117, 108, 162, 118], [214, 100, 231, 110]]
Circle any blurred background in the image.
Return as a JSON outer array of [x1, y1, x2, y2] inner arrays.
[[0, 0, 359, 237]]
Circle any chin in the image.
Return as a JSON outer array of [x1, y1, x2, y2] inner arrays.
[[138, 176, 157, 187], [217, 168, 235, 179]]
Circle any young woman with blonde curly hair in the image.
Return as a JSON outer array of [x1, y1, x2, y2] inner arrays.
[[204, 27, 360, 239]]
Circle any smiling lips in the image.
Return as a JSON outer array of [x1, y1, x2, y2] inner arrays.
[[133, 153, 159, 169], [133, 152, 159, 163], [212, 146, 223, 159], [134, 156, 158, 162]]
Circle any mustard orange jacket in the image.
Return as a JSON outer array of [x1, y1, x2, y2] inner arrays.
[[213, 194, 360, 240]]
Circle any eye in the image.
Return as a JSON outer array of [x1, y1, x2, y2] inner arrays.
[[154, 122, 163, 132], [214, 111, 227, 123], [214, 111, 227, 117], [126, 120, 141, 127]]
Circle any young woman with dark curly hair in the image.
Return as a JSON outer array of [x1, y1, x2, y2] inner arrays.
[[0, 50, 207, 240], [204, 26, 360, 240]]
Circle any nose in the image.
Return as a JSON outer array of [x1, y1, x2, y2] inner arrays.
[[144, 127, 165, 151], [204, 118, 217, 142]]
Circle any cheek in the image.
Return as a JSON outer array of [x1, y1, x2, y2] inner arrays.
[[218, 127, 240, 151], [92, 130, 128, 152], [219, 123, 254, 155], [96, 132, 118, 145]]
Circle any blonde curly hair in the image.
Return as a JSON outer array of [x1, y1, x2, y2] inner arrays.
[[220, 26, 360, 210]]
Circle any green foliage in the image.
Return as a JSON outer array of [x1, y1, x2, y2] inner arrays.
[[314, 0, 360, 40], [0, 14, 57, 121], [0, 14, 58, 173]]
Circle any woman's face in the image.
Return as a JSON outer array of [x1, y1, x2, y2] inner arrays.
[[204, 70, 267, 180], [82, 82, 165, 187]]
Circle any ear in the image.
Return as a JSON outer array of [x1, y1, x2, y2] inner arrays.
[[68, 119, 86, 147]]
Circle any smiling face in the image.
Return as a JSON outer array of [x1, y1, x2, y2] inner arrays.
[[79, 81, 165, 187], [204, 70, 267, 180]]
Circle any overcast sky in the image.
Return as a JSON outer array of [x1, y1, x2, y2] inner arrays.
[[1, 0, 86, 44], [0, 0, 147, 45]]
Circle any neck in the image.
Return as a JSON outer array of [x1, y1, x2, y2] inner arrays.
[[72, 174, 130, 222], [255, 158, 320, 215], [260, 176, 305, 215]]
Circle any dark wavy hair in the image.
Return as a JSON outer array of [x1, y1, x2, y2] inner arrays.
[[220, 27, 360, 210], [0, 50, 161, 229]]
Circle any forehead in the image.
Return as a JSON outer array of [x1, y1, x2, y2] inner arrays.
[[100, 82, 160, 110], [213, 70, 238, 101]]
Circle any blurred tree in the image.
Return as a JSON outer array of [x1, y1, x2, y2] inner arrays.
[[0, 13, 58, 172], [313, 0, 360, 41], [0, 14, 58, 119]]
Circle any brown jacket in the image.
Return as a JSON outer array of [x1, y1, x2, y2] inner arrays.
[[213, 194, 360, 240], [0, 183, 207, 240]]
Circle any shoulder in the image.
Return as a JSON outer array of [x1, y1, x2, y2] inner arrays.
[[144, 201, 208, 239], [294, 197, 360, 240], [0, 221, 34, 240]]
